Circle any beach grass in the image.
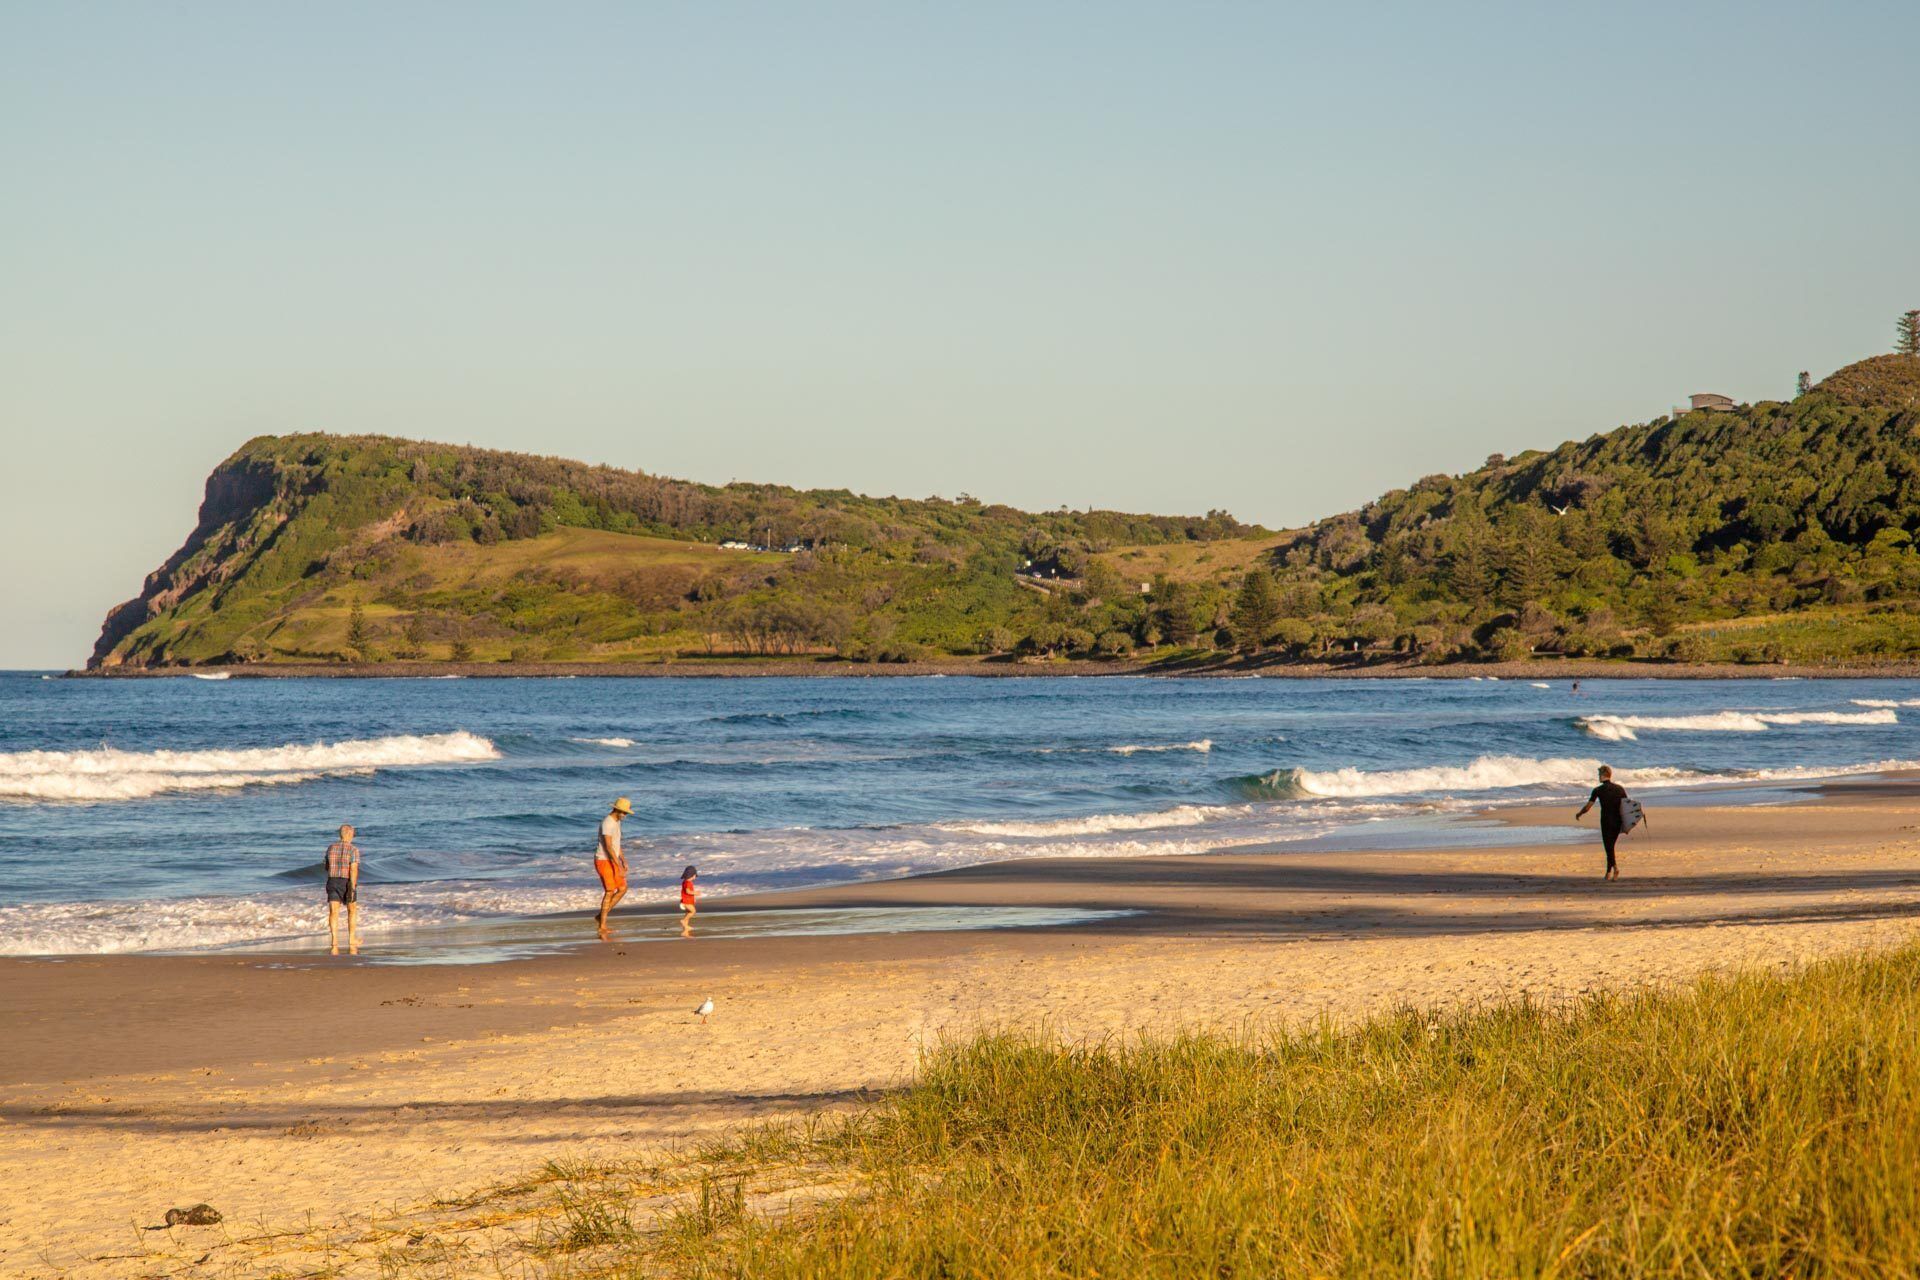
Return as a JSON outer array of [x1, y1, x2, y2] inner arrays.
[[549, 942, 1920, 1279]]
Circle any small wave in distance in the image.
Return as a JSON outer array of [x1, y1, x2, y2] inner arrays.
[[1580, 708, 1896, 741]]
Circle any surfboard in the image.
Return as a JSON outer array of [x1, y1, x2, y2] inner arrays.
[[1620, 797, 1645, 835]]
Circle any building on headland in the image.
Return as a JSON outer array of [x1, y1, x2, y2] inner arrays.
[[1687, 392, 1737, 413]]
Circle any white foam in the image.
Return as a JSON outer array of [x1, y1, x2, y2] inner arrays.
[[575, 737, 636, 748], [1108, 739, 1212, 756], [938, 804, 1237, 837], [0, 732, 499, 802], [1291, 754, 1702, 798], [1853, 698, 1920, 708], [1293, 753, 1920, 800], [0, 799, 1388, 953], [1529, 682, 1551, 689], [1579, 709, 1895, 740], [1763, 709, 1900, 725]]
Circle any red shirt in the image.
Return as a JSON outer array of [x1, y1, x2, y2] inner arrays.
[[680, 878, 697, 905]]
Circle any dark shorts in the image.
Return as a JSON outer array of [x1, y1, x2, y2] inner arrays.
[[326, 876, 358, 905]]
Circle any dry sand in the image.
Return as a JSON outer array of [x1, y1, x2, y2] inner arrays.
[[6, 781, 1920, 1277]]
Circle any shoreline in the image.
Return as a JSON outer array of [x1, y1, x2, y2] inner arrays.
[[8, 779, 1920, 1274], [0, 769, 1905, 969], [57, 656, 1920, 680]]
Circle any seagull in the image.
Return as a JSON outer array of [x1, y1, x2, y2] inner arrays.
[[1548, 503, 1569, 516], [694, 998, 714, 1023]]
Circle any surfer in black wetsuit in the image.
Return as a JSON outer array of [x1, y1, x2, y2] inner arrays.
[[1574, 764, 1628, 880]]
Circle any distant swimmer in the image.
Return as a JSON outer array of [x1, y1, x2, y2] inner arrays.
[[1571, 681, 1581, 697], [1574, 765, 1637, 880], [325, 823, 361, 955], [679, 864, 699, 936], [595, 797, 632, 936]]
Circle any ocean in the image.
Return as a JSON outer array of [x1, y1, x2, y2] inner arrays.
[[3, 672, 1916, 956]]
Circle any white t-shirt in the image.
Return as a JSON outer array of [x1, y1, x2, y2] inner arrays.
[[598, 814, 623, 861]]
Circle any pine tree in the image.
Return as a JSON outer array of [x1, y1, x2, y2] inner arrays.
[[1796, 371, 1812, 398], [346, 603, 371, 656], [1230, 570, 1281, 653], [1898, 310, 1920, 357], [1445, 534, 1497, 607]]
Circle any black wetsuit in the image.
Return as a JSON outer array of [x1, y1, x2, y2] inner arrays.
[[1589, 780, 1627, 871]]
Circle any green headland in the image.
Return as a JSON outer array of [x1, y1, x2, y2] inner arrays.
[[90, 352, 1920, 672]]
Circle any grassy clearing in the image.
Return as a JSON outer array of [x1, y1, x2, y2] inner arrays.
[[1098, 535, 1286, 585], [558, 943, 1920, 1278]]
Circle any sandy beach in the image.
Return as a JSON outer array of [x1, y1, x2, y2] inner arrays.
[[7, 781, 1920, 1277]]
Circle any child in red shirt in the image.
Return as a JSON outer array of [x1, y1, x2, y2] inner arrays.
[[679, 865, 698, 935]]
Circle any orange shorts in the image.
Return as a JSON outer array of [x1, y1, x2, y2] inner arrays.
[[595, 859, 627, 893]]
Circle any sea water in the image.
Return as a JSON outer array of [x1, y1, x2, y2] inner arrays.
[[2, 673, 1916, 955]]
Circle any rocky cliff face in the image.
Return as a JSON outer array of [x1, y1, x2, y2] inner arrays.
[[89, 457, 283, 668]]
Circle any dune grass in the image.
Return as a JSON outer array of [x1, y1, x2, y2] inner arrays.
[[596, 944, 1920, 1279]]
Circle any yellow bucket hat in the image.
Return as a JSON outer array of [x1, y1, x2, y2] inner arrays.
[[611, 797, 633, 815]]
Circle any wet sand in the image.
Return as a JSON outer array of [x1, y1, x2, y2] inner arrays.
[[6, 781, 1920, 1276]]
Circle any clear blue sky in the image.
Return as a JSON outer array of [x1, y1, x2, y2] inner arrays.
[[2, 1, 1915, 667]]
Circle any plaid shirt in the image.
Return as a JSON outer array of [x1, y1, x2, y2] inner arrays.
[[325, 840, 360, 877]]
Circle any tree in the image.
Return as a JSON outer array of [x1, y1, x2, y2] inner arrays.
[[1445, 535, 1497, 606], [346, 603, 371, 657], [1149, 577, 1202, 645], [1080, 558, 1124, 602], [1796, 370, 1812, 398], [978, 626, 1016, 655], [1022, 620, 1071, 658], [1640, 591, 1679, 639], [1484, 626, 1532, 663], [1271, 617, 1315, 653], [1229, 570, 1281, 652], [1899, 310, 1920, 357]]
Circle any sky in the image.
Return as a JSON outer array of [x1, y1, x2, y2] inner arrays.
[[2, 2, 1916, 668]]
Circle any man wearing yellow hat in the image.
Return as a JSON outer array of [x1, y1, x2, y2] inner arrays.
[[594, 796, 632, 936]]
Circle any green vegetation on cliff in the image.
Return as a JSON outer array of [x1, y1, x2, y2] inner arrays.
[[91, 351, 1920, 669], [1241, 354, 1920, 665], [91, 434, 1259, 667]]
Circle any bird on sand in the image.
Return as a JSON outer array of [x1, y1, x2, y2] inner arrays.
[[695, 998, 714, 1022]]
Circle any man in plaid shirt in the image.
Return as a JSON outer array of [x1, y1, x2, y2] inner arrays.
[[325, 823, 361, 955]]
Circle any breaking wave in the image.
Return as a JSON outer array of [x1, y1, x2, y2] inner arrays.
[[574, 736, 636, 748], [0, 732, 500, 802], [1229, 755, 1674, 800], [1108, 739, 1212, 756], [937, 804, 1237, 838], [1230, 754, 1920, 802], [1579, 708, 1896, 741]]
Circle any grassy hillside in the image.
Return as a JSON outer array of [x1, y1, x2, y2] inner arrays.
[[1246, 354, 1920, 665], [91, 433, 1267, 667]]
